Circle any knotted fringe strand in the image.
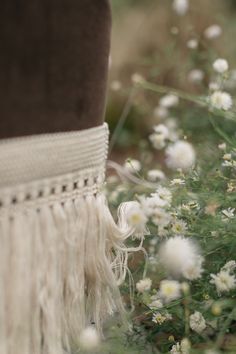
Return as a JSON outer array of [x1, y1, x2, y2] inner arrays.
[[0, 192, 142, 354]]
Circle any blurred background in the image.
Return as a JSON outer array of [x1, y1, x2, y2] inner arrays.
[[107, 0, 236, 163]]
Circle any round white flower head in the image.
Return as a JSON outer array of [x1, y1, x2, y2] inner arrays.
[[210, 270, 236, 294], [149, 299, 163, 309], [222, 260, 236, 272], [187, 39, 198, 49], [153, 105, 169, 119], [213, 58, 229, 74], [188, 69, 204, 84], [166, 140, 196, 171], [218, 142, 226, 150], [124, 159, 141, 173], [154, 124, 169, 139], [110, 80, 122, 91], [159, 236, 203, 279], [131, 73, 145, 84], [159, 94, 179, 108], [210, 91, 233, 111], [149, 132, 166, 150], [155, 186, 172, 206], [147, 169, 166, 182], [118, 201, 148, 239], [159, 279, 181, 303], [136, 278, 152, 293], [172, 0, 189, 16], [189, 311, 206, 334], [139, 195, 167, 216], [152, 209, 172, 228], [79, 326, 100, 351], [209, 81, 221, 91], [204, 24, 222, 39], [182, 256, 204, 280]]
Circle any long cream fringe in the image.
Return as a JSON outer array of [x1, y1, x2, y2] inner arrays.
[[0, 192, 141, 354]]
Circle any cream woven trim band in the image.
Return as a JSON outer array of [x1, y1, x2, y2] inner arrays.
[[0, 123, 109, 209]]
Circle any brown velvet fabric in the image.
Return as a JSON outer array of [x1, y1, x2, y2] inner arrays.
[[0, 0, 111, 138]]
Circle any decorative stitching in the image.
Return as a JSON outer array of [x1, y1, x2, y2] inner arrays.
[[0, 123, 108, 214]]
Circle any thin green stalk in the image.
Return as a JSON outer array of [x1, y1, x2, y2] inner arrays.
[[109, 88, 136, 153], [215, 307, 236, 349], [138, 80, 236, 123], [140, 80, 205, 106], [183, 295, 190, 337]]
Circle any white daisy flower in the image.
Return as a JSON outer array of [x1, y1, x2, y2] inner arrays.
[[118, 201, 148, 239], [170, 178, 185, 186], [210, 270, 236, 293], [189, 311, 206, 334], [222, 207, 235, 219], [152, 209, 172, 228], [155, 186, 172, 206], [149, 299, 163, 309], [222, 260, 236, 272], [210, 91, 233, 110], [139, 194, 167, 215], [159, 279, 181, 303], [136, 278, 152, 293], [213, 58, 229, 74], [152, 312, 166, 325], [171, 219, 188, 235]]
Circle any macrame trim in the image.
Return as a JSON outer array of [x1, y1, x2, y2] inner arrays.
[[0, 123, 144, 354]]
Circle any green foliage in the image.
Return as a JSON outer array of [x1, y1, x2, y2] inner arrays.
[[104, 1, 236, 353]]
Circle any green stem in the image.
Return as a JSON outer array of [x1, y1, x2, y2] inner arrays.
[[140, 81, 204, 106], [109, 88, 136, 153], [215, 307, 236, 349], [184, 296, 190, 337], [139, 81, 236, 123]]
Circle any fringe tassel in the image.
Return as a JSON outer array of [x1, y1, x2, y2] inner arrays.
[[0, 192, 142, 354]]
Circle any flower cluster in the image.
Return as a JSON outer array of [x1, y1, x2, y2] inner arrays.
[[104, 1, 236, 352]]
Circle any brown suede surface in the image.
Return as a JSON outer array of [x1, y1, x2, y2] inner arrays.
[[0, 0, 111, 138]]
